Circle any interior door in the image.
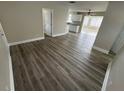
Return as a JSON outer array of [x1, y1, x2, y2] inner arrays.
[[0, 23, 12, 90], [43, 8, 52, 36]]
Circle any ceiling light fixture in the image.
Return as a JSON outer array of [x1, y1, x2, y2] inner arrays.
[[69, 1, 76, 4]]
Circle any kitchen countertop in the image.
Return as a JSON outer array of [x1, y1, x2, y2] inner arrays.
[[67, 21, 81, 26]]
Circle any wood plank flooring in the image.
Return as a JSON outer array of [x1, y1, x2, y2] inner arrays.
[[10, 32, 113, 91]]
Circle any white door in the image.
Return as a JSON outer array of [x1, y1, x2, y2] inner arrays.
[[0, 23, 14, 90], [43, 8, 53, 36]]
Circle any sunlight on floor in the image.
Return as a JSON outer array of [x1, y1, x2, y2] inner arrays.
[[79, 16, 103, 52]]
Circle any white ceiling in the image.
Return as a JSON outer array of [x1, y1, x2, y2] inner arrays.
[[55, 1, 109, 12]]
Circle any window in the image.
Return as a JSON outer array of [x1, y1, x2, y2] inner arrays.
[[90, 16, 103, 27]]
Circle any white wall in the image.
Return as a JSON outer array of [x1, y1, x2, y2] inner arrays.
[[0, 1, 109, 43], [93, 2, 124, 52], [111, 26, 124, 53], [0, 1, 68, 43], [52, 4, 68, 35], [106, 45, 124, 91], [0, 2, 43, 43], [0, 23, 14, 90]]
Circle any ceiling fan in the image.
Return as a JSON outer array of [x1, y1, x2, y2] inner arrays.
[[69, 1, 76, 4], [87, 9, 96, 16], [76, 9, 97, 16]]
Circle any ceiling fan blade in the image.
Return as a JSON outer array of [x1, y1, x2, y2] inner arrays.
[[90, 13, 97, 16]]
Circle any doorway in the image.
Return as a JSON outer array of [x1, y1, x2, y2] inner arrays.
[[80, 15, 103, 50], [42, 8, 53, 38], [81, 16, 103, 35]]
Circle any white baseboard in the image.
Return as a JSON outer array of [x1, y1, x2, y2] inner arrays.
[[93, 46, 109, 54], [52, 32, 68, 37], [9, 37, 44, 46], [101, 61, 112, 91]]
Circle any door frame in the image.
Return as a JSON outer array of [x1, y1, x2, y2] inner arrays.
[[42, 8, 53, 37], [78, 15, 104, 49], [81, 15, 104, 32], [0, 23, 15, 90]]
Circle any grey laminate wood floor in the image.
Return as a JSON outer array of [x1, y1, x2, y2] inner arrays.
[[10, 32, 113, 91]]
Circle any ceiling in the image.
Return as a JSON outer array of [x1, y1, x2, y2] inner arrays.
[[68, 1, 109, 12], [55, 1, 109, 12]]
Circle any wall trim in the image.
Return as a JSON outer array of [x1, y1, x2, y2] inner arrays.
[[9, 37, 44, 46], [101, 61, 112, 91], [52, 32, 68, 37], [8, 54, 15, 91], [93, 46, 109, 54], [7, 40, 15, 90]]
